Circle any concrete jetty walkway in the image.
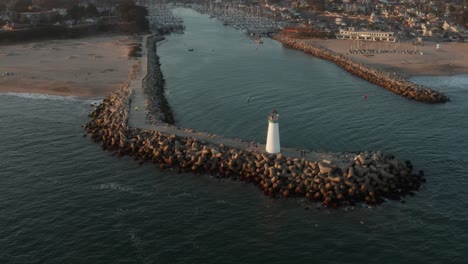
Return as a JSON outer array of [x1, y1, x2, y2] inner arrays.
[[128, 35, 350, 167], [128, 35, 148, 128]]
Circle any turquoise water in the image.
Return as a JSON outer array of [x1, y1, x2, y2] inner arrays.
[[1, 8, 467, 264]]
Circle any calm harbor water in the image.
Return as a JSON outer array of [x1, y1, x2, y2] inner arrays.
[[1, 8, 467, 264]]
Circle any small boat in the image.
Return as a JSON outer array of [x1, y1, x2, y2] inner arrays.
[[188, 48, 194, 52], [254, 38, 263, 44]]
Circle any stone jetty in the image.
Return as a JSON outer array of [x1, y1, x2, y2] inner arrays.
[[84, 35, 426, 208], [274, 34, 449, 104], [143, 35, 174, 125]]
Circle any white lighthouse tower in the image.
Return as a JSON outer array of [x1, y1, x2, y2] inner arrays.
[[266, 109, 280, 154]]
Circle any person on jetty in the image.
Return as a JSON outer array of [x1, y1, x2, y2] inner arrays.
[[135, 106, 138, 111]]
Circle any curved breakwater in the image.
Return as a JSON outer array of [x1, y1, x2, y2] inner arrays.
[[274, 34, 449, 104], [84, 35, 425, 208]]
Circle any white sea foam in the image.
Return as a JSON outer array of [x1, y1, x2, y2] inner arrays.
[[411, 74, 468, 90], [93, 183, 134, 192], [168, 192, 197, 199], [215, 200, 227, 204], [0, 92, 103, 105], [1, 92, 79, 101]]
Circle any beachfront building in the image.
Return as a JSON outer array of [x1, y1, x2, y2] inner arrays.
[[336, 27, 397, 42]]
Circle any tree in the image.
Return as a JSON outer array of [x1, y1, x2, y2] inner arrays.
[[19, 16, 30, 24], [15, 0, 32, 13], [134, 5, 148, 31], [86, 3, 99, 17], [41, 0, 73, 9], [117, 0, 148, 31], [117, 0, 137, 22], [307, 0, 326, 11], [457, 10, 468, 27], [68, 5, 85, 20], [51, 14, 64, 24], [448, 5, 456, 13], [99, 0, 119, 9]]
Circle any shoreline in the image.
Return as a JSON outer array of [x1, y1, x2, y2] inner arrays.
[[301, 38, 467, 79], [0, 35, 139, 99], [273, 34, 450, 103], [1, 33, 464, 100], [83, 34, 426, 208]]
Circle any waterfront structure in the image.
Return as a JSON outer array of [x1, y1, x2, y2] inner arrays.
[[19, 10, 60, 24], [282, 26, 329, 38], [266, 109, 280, 154], [336, 27, 397, 42]]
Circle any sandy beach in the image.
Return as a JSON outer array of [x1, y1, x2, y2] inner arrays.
[[301, 39, 468, 78], [0, 35, 140, 98]]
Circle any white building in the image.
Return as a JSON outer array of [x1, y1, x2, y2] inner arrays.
[[265, 109, 280, 154], [336, 27, 397, 42]]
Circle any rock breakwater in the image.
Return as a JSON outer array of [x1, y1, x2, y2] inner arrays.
[[84, 35, 425, 208], [143, 35, 175, 125], [274, 34, 449, 104]]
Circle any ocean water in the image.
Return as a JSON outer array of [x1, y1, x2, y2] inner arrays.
[[1, 8, 468, 264]]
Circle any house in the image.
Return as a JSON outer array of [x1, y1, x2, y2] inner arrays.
[[19, 10, 59, 24], [0, 11, 14, 22], [52, 8, 67, 16], [336, 27, 397, 42]]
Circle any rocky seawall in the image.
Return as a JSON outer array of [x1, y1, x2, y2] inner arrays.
[[273, 34, 449, 104], [84, 35, 425, 208], [143, 35, 175, 125]]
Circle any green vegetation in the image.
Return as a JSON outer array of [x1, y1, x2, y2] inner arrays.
[[117, 0, 149, 31], [14, 0, 32, 13], [128, 43, 142, 58], [0, 0, 150, 44], [40, 0, 75, 9], [67, 3, 99, 20], [307, 0, 325, 12], [0, 24, 142, 44]]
